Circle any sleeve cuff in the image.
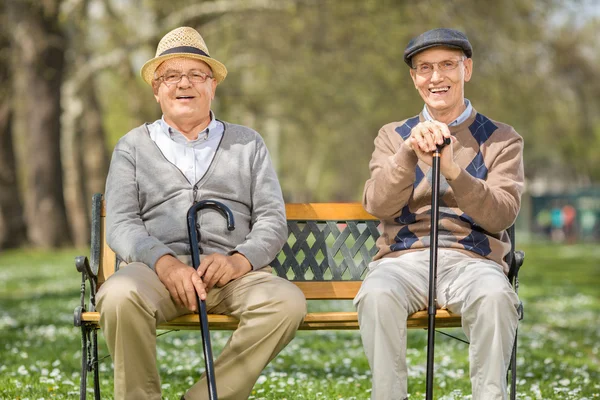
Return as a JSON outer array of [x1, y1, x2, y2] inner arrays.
[[230, 245, 266, 271], [140, 242, 177, 272], [447, 168, 470, 190]]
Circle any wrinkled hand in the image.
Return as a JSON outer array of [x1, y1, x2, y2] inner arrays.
[[198, 253, 252, 291], [405, 121, 461, 180], [155, 255, 207, 312]]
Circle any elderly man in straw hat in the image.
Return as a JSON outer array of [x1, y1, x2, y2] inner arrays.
[[96, 27, 306, 400], [354, 28, 524, 399]]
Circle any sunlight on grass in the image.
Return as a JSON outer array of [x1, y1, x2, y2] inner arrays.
[[0, 245, 599, 399]]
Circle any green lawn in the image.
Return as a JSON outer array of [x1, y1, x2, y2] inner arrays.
[[0, 244, 599, 399]]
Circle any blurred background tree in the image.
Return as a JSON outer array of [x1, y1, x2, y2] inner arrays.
[[0, 0, 598, 248]]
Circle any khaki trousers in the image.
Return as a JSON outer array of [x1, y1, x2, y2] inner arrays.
[[96, 262, 306, 400], [354, 249, 520, 400]]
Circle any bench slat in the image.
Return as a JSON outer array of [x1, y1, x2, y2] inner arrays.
[[285, 203, 377, 221], [80, 309, 461, 331], [293, 281, 361, 299], [100, 202, 377, 221]]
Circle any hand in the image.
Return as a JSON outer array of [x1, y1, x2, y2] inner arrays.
[[155, 255, 207, 311], [406, 121, 450, 154], [406, 121, 461, 180], [198, 253, 252, 291]]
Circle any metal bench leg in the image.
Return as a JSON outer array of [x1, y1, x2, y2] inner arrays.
[[80, 326, 89, 400], [509, 327, 518, 400], [92, 329, 101, 400]]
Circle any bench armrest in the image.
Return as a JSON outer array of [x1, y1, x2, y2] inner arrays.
[[76, 256, 96, 279], [507, 250, 525, 282], [74, 256, 98, 327]]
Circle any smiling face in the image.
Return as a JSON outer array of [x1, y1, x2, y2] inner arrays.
[[153, 57, 217, 132], [409, 47, 473, 123]]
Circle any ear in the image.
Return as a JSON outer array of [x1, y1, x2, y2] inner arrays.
[[152, 81, 160, 103], [409, 67, 419, 89], [210, 77, 218, 100], [463, 58, 473, 83]]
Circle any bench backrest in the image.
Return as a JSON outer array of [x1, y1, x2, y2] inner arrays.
[[91, 194, 380, 300]]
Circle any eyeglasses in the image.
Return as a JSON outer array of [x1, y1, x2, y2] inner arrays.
[[412, 59, 463, 76], [157, 70, 214, 85]]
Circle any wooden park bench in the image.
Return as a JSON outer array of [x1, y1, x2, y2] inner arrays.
[[74, 193, 524, 399]]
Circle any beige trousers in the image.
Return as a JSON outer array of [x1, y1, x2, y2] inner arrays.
[[354, 249, 520, 400], [96, 262, 306, 400]]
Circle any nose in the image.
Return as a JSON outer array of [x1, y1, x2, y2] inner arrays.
[[430, 68, 443, 83], [178, 74, 192, 87]]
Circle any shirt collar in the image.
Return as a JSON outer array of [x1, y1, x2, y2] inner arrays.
[[422, 99, 472, 127], [159, 111, 218, 142]]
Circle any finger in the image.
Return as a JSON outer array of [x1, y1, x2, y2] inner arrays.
[[173, 282, 188, 310], [432, 121, 451, 144], [208, 267, 228, 290], [197, 255, 214, 278], [425, 122, 444, 150], [420, 123, 437, 152], [169, 289, 184, 309], [202, 260, 219, 289], [411, 137, 426, 157], [191, 273, 207, 301], [205, 261, 226, 290], [412, 126, 429, 153], [429, 122, 446, 146], [217, 270, 233, 288], [182, 277, 198, 311]]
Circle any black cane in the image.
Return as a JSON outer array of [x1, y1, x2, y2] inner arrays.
[[425, 137, 451, 400], [187, 200, 235, 400]]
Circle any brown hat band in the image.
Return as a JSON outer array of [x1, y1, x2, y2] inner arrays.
[[159, 46, 210, 58]]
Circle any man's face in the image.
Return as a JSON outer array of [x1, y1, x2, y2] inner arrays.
[[409, 47, 472, 116], [153, 57, 217, 126]]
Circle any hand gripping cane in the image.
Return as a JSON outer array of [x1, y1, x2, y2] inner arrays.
[[187, 200, 236, 400], [425, 137, 451, 400]]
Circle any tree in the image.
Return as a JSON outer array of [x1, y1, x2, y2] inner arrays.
[[61, 1, 111, 247], [0, 4, 26, 249], [10, 0, 71, 247], [2, 0, 599, 249]]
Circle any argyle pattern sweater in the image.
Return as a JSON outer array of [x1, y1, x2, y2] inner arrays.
[[363, 108, 524, 273]]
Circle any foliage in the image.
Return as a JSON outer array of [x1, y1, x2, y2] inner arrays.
[[185, 0, 600, 200], [1, 0, 600, 246], [0, 244, 599, 398]]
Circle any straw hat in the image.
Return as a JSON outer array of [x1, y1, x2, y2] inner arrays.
[[140, 27, 228, 85]]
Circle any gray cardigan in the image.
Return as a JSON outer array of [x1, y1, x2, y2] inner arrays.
[[105, 121, 287, 271]]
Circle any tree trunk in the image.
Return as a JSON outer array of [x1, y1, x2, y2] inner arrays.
[[81, 84, 109, 202], [61, 76, 90, 248], [0, 6, 27, 249], [62, 79, 110, 248], [0, 93, 27, 249], [12, 0, 71, 247]]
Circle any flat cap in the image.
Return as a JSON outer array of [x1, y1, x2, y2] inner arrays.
[[403, 28, 472, 67]]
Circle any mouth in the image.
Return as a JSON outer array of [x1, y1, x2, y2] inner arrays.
[[429, 86, 450, 95], [176, 95, 195, 100]]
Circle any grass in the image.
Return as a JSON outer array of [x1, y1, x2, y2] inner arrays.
[[0, 244, 599, 399]]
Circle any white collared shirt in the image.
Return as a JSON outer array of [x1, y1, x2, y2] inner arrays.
[[148, 112, 224, 185], [422, 99, 472, 126]]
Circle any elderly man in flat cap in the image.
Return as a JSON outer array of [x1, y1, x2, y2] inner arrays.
[[96, 27, 306, 400], [354, 28, 524, 400]]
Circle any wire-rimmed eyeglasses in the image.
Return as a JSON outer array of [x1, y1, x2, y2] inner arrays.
[[412, 59, 464, 76], [156, 70, 214, 85]]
